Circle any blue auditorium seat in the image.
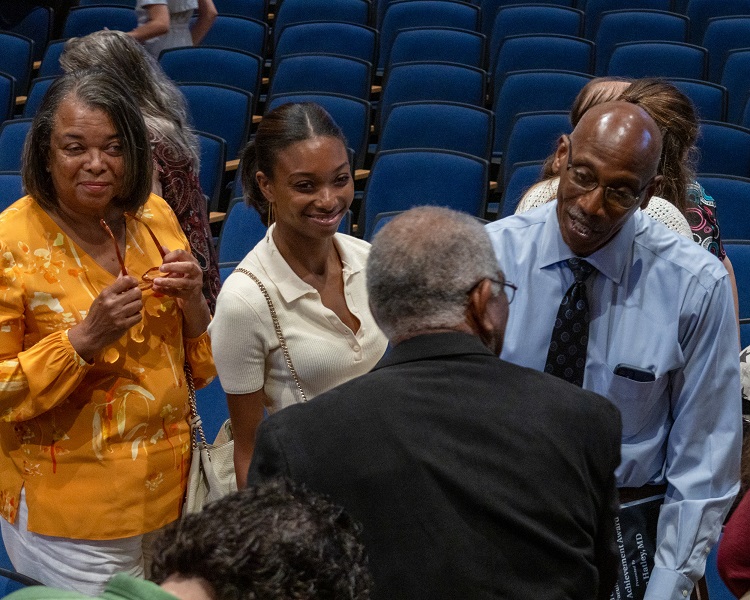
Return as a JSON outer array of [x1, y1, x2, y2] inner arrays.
[[362, 148, 489, 240]]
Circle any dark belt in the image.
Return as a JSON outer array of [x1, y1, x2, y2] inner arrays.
[[618, 484, 668, 504]]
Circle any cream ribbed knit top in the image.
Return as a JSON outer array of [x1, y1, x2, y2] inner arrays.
[[208, 225, 388, 413]]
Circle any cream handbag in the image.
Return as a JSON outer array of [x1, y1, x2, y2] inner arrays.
[[183, 362, 237, 514]]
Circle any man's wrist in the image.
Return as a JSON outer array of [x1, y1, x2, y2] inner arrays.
[[644, 567, 694, 600]]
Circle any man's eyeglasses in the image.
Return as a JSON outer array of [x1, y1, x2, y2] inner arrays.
[[468, 277, 517, 304], [100, 212, 166, 290], [564, 135, 652, 211], [493, 278, 517, 304]]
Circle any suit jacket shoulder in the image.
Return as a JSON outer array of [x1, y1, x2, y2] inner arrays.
[[249, 332, 622, 600]]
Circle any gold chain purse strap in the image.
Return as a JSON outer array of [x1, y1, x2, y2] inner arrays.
[[184, 361, 210, 451], [235, 267, 308, 403]]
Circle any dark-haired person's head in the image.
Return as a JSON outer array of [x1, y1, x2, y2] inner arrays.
[[618, 78, 698, 212], [150, 478, 372, 600], [240, 102, 351, 228], [22, 68, 152, 214]]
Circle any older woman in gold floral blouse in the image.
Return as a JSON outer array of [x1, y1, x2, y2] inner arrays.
[[0, 70, 214, 593]]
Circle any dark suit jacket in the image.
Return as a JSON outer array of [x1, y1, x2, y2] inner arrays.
[[249, 332, 622, 600]]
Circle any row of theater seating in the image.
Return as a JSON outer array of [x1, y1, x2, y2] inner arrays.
[[4, 2, 750, 93], [3, 86, 750, 222], [25, 0, 750, 48], [0, 1, 749, 219], [1, 3, 749, 166], [0, 4, 749, 283]]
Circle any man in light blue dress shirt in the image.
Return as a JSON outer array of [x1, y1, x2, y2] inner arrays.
[[486, 102, 741, 600]]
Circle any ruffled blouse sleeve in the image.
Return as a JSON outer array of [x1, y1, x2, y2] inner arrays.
[[184, 330, 216, 390], [0, 239, 93, 422]]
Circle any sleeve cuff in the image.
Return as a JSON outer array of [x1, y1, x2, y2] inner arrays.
[[644, 567, 694, 600], [184, 330, 216, 389], [62, 329, 95, 369], [185, 329, 212, 347]]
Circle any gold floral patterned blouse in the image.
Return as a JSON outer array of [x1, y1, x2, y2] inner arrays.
[[0, 194, 216, 540]]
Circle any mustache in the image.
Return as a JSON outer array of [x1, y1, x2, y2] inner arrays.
[[566, 206, 604, 233]]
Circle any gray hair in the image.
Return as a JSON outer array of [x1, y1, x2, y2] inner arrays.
[[366, 207, 499, 339], [22, 69, 152, 213], [60, 30, 199, 170]]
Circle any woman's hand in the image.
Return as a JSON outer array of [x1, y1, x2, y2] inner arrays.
[[152, 248, 211, 337], [68, 275, 143, 362], [151, 248, 203, 302]]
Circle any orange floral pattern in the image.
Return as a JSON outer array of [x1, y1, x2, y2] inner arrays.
[[0, 195, 216, 540]]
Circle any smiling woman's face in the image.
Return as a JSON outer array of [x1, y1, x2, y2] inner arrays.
[[256, 135, 353, 242], [48, 96, 125, 218]]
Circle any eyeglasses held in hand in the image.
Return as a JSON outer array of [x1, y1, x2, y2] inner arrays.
[[100, 212, 166, 290]]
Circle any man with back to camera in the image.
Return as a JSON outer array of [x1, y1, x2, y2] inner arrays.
[[248, 206, 623, 600], [485, 101, 742, 600]]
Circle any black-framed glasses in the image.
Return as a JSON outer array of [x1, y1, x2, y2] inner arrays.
[[100, 212, 166, 290], [564, 135, 652, 211], [468, 277, 517, 304], [493, 278, 517, 304]]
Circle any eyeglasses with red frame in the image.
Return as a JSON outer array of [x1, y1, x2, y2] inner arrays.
[[100, 212, 166, 290]]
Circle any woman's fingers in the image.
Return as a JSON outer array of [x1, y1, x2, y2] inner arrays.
[[152, 250, 203, 297]]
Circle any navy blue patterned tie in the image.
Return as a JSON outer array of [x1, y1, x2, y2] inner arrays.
[[545, 258, 594, 387]]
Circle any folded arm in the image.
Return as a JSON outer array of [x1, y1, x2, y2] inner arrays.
[[191, 0, 218, 45]]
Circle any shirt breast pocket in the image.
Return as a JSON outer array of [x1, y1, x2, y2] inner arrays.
[[603, 368, 668, 438]]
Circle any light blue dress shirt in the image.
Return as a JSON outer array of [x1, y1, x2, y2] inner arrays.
[[486, 201, 741, 600]]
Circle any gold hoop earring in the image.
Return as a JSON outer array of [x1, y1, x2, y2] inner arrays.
[[267, 202, 274, 227]]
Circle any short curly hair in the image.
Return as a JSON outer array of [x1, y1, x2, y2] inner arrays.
[[150, 479, 372, 600]]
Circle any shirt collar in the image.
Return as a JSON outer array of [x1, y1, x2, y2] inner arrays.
[[538, 199, 637, 284], [258, 224, 365, 303], [373, 331, 495, 371]]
